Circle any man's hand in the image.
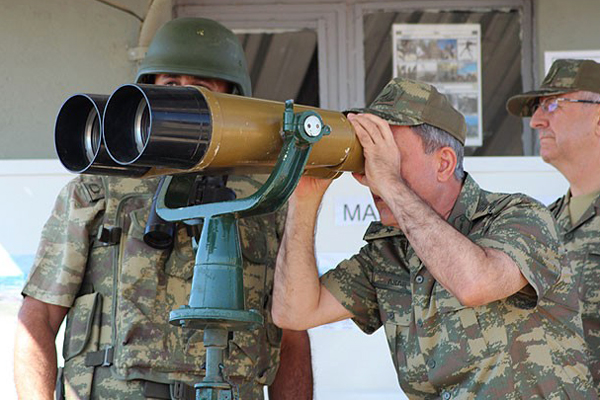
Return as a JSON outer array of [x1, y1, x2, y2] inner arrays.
[[347, 113, 402, 196]]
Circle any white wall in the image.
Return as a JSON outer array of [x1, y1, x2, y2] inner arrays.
[[0, 0, 148, 160], [535, 0, 600, 81], [0, 157, 569, 398], [2, 161, 73, 256]]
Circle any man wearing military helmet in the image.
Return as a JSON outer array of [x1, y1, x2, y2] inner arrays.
[[272, 77, 596, 398], [507, 58, 600, 390], [14, 18, 312, 400]]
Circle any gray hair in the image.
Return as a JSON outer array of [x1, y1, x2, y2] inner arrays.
[[411, 123, 465, 181], [579, 90, 600, 102]]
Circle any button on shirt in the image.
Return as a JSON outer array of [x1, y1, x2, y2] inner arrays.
[[321, 175, 596, 399]]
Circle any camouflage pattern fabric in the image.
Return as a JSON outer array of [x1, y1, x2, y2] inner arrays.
[[321, 174, 597, 399], [346, 77, 467, 145], [506, 58, 600, 117], [23, 174, 285, 399], [550, 192, 600, 391]]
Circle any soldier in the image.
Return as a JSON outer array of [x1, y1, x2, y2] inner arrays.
[[272, 77, 597, 398], [507, 58, 600, 390], [14, 18, 312, 400]]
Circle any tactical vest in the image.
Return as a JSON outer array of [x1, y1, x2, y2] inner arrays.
[[61, 175, 283, 399]]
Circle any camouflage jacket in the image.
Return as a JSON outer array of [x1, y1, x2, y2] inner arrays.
[[321, 175, 596, 399], [23, 175, 285, 399], [550, 192, 600, 390]]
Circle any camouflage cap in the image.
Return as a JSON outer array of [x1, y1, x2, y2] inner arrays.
[[507, 59, 600, 117], [346, 78, 467, 145]]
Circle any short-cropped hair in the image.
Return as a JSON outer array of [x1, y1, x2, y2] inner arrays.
[[411, 123, 465, 181]]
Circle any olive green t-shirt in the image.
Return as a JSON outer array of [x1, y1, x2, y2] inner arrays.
[[569, 190, 600, 225]]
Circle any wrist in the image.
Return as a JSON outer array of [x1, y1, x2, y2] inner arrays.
[[290, 189, 326, 210], [287, 195, 321, 227], [378, 175, 408, 205], [380, 179, 420, 229]]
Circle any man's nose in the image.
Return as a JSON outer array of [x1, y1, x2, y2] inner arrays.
[[529, 107, 549, 129]]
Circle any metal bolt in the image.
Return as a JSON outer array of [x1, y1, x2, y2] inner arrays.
[[303, 115, 322, 137]]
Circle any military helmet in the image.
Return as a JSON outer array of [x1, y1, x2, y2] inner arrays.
[[136, 18, 252, 96]]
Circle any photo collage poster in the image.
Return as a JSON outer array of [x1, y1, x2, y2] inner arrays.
[[392, 24, 482, 146]]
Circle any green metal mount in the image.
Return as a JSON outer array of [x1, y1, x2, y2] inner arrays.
[[155, 100, 329, 400]]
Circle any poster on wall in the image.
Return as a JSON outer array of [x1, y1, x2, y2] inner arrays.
[[392, 23, 482, 147], [544, 50, 600, 73]]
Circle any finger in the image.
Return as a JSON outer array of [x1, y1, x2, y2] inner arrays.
[[353, 114, 386, 143], [360, 114, 396, 146], [349, 116, 375, 147]]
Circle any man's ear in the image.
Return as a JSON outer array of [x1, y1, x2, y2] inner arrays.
[[436, 147, 457, 182]]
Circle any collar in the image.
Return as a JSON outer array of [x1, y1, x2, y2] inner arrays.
[[557, 189, 600, 232], [446, 173, 483, 235]]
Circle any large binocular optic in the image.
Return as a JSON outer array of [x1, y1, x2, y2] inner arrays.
[[55, 84, 363, 178]]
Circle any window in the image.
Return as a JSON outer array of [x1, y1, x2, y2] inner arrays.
[[358, 3, 535, 155], [238, 30, 320, 107]]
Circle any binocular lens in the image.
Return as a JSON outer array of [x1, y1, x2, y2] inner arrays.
[[103, 84, 212, 169], [84, 110, 101, 163], [134, 100, 151, 155], [54, 93, 151, 176], [55, 94, 106, 173]]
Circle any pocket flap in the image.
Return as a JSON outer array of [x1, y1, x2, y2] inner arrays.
[[373, 271, 412, 326], [63, 292, 102, 361]]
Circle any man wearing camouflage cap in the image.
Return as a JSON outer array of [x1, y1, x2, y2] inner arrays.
[[272, 77, 597, 398], [507, 58, 600, 389], [14, 18, 312, 400]]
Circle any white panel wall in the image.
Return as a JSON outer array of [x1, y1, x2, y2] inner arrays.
[[0, 0, 147, 160], [1, 161, 73, 256]]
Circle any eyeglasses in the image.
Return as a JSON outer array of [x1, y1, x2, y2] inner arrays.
[[533, 97, 600, 114]]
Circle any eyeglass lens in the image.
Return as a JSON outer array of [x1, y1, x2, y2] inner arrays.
[[534, 98, 558, 113]]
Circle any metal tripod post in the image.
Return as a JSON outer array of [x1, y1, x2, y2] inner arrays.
[[156, 101, 330, 400]]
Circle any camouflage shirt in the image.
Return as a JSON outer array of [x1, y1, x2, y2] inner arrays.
[[550, 192, 600, 391], [23, 174, 285, 399], [321, 175, 596, 399]]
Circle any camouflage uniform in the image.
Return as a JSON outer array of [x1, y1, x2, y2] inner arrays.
[[321, 174, 597, 399], [550, 192, 600, 389], [23, 174, 284, 399]]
